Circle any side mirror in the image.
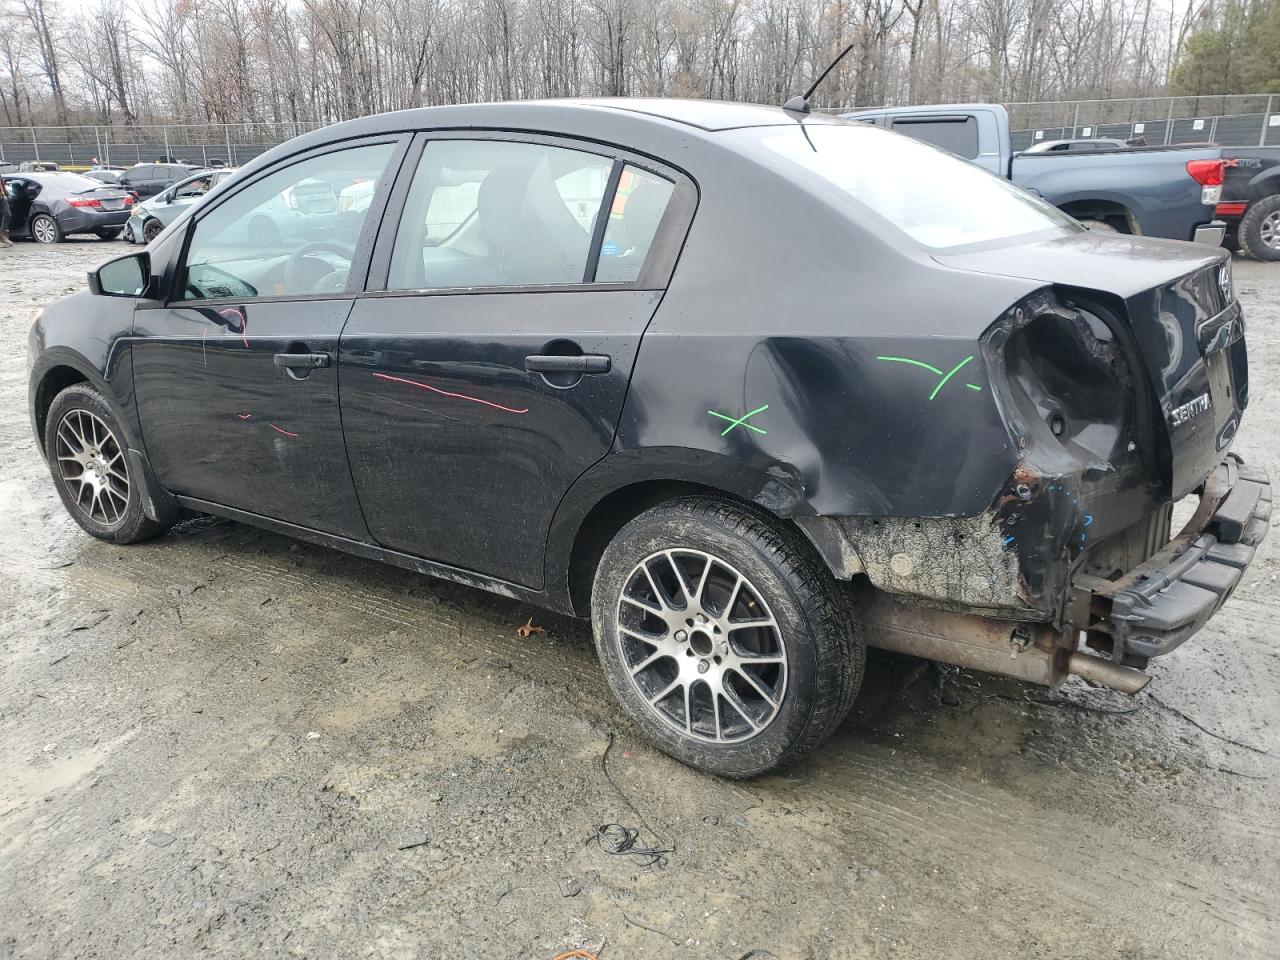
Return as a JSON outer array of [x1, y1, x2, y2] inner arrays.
[[89, 251, 151, 298]]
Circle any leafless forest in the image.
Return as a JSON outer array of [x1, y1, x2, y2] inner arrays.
[[0, 0, 1244, 128]]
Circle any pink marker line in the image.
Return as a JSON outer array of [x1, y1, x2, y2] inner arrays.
[[267, 423, 298, 438], [372, 371, 529, 415], [238, 413, 253, 420]]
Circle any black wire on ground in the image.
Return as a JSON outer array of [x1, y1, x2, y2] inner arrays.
[[592, 733, 675, 869]]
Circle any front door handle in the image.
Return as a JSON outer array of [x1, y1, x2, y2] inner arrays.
[[274, 352, 331, 370], [524, 354, 611, 374]]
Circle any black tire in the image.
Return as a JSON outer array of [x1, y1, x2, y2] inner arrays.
[[30, 213, 62, 244], [142, 218, 163, 243], [1239, 194, 1280, 262], [591, 497, 864, 777], [94, 227, 122, 240], [1223, 230, 1241, 254], [44, 383, 169, 545]]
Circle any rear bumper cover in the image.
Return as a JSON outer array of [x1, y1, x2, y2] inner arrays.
[[1076, 455, 1269, 661]]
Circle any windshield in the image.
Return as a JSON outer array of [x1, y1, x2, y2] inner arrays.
[[738, 122, 1078, 250]]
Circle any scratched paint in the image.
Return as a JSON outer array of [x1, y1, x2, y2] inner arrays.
[[709, 404, 769, 437], [875, 355, 983, 400], [238, 413, 253, 420], [372, 371, 529, 415], [267, 423, 298, 438]]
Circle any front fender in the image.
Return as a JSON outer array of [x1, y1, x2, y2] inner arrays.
[[28, 290, 141, 455]]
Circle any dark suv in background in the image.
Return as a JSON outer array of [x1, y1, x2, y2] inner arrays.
[[119, 162, 197, 198]]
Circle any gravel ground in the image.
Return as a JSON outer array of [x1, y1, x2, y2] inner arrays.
[[1, 239, 1278, 960]]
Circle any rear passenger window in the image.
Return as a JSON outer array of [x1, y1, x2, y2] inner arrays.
[[595, 166, 675, 284], [890, 117, 979, 160], [387, 139, 612, 290]]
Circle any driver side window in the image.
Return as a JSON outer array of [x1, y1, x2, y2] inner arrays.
[[180, 142, 394, 301]]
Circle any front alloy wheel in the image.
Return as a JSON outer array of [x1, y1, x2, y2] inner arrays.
[[592, 498, 864, 777], [55, 409, 130, 525], [44, 383, 169, 544]]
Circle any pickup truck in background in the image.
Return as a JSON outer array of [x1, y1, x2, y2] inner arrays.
[[845, 103, 1229, 246], [1218, 150, 1280, 260]]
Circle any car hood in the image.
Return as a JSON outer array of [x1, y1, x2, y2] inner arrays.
[[932, 229, 1226, 300]]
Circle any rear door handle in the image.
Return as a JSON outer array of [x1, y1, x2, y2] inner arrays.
[[274, 352, 331, 369], [524, 354, 611, 374]]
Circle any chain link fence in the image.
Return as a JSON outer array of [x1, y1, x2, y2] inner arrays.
[[0, 121, 330, 168], [1007, 94, 1280, 150], [3, 95, 1279, 168]]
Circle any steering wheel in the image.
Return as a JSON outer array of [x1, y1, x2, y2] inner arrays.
[[282, 240, 356, 293]]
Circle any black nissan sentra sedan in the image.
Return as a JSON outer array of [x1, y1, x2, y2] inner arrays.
[[27, 99, 1267, 776]]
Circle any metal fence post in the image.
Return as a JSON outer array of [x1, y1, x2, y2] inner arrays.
[[1071, 101, 1080, 138], [1262, 94, 1274, 147], [30, 126, 39, 161], [225, 126, 233, 165], [163, 125, 171, 161], [1164, 98, 1175, 145]]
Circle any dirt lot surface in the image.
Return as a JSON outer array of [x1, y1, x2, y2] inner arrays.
[[1, 240, 1278, 960]]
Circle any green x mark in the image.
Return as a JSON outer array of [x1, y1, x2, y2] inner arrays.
[[875, 355, 983, 401], [709, 404, 770, 436]]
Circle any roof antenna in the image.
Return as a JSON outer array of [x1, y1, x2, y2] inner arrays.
[[784, 43, 856, 114]]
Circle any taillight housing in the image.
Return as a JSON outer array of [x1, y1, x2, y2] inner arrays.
[[122, 195, 134, 206], [67, 197, 102, 208], [1186, 159, 1226, 205]]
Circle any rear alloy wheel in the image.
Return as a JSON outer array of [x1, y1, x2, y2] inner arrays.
[[592, 498, 864, 777], [30, 213, 62, 244], [44, 383, 168, 544], [1239, 194, 1280, 262]]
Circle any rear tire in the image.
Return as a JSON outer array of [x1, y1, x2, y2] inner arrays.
[[30, 213, 62, 244], [1239, 194, 1280, 262], [591, 497, 864, 777], [44, 384, 169, 545]]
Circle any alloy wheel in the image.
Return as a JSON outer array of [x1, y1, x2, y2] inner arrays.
[[32, 216, 58, 244], [54, 409, 130, 525], [1262, 210, 1280, 250], [616, 548, 788, 743]]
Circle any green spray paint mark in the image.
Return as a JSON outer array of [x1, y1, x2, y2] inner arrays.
[[709, 404, 770, 436], [876, 355, 982, 400]]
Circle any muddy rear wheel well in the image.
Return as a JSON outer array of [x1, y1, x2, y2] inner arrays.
[[34, 365, 90, 453], [566, 480, 813, 616]]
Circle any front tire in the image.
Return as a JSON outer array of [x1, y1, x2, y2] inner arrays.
[[1239, 194, 1280, 262], [30, 213, 62, 244], [591, 498, 864, 777], [44, 384, 169, 544], [142, 218, 163, 243]]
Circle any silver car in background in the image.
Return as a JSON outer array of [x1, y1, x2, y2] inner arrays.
[[123, 168, 238, 244]]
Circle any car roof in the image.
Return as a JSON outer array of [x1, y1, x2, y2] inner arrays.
[[573, 97, 846, 131]]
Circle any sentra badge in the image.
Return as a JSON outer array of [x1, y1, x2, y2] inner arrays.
[[1170, 393, 1211, 426]]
